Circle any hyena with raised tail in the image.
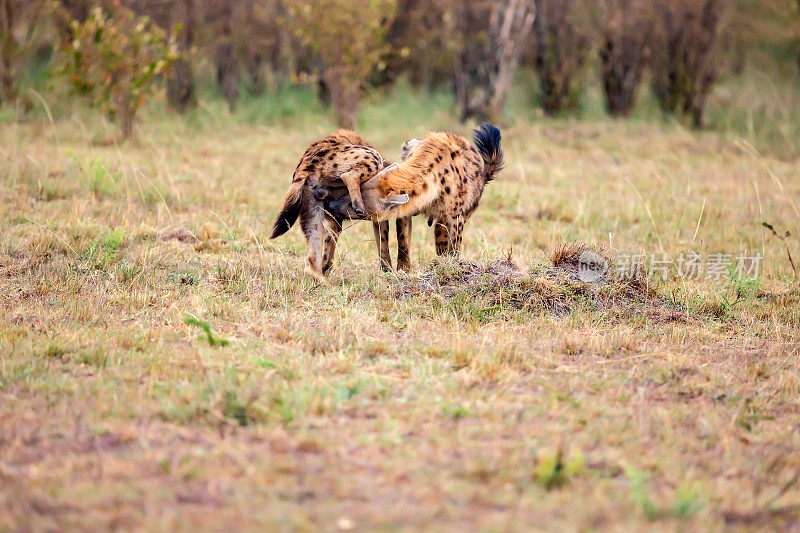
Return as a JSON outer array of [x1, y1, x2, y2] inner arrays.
[[269, 130, 408, 283], [327, 123, 503, 256]]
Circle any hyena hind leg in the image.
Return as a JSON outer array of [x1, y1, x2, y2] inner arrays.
[[444, 219, 464, 255], [301, 198, 328, 284], [433, 222, 449, 256], [321, 215, 342, 275], [433, 220, 462, 257]]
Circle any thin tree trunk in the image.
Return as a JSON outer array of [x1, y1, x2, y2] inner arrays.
[[325, 66, 357, 129], [166, 0, 196, 112], [455, 0, 535, 122], [489, 0, 536, 119], [216, 3, 238, 110], [244, 0, 267, 96], [115, 93, 135, 141], [0, 0, 16, 103]]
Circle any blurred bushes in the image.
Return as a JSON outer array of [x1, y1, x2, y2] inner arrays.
[[650, 0, 727, 127], [286, 0, 396, 129], [599, 0, 654, 116], [0, 0, 793, 133], [531, 0, 594, 115], [58, 6, 177, 139]]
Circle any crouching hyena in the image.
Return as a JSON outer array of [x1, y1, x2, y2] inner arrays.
[[269, 130, 404, 283], [326, 123, 504, 256]]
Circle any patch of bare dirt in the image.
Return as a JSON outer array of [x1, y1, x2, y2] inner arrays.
[[161, 227, 198, 243], [395, 245, 686, 321]]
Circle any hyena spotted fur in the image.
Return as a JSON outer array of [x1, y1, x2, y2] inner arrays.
[[269, 130, 411, 282], [328, 123, 503, 256]]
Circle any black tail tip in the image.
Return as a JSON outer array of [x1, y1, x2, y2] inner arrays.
[[269, 225, 284, 240], [269, 216, 292, 240], [474, 122, 501, 156]]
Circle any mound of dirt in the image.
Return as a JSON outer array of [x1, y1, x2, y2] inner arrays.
[[395, 245, 686, 322]]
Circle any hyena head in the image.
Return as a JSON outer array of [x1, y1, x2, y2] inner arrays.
[[400, 138, 423, 161]]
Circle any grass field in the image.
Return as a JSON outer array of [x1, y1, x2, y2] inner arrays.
[[1, 71, 800, 530]]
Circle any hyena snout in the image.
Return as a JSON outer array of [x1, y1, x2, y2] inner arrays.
[[327, 197, 367, 220]]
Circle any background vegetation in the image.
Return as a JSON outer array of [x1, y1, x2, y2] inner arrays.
[[0, 0, 797, 152], [1, 0, 800, 530]]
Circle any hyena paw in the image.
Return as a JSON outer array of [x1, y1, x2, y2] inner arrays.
[[352, 200, 366, 217]]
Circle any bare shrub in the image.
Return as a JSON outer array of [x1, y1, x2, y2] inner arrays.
[[532, 0, 593, 115], [378, 0, 458, 89], [599, 0, 654, 117], [0, 0, 52, 104], [453, 0, 536, 122], [650, 0, 727, 128], [286, 0, 396, 129], [60, 6, 177, 140]]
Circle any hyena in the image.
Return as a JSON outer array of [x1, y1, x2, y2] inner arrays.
[[269, 130, 407, 283], [327, 123, 503, 256]]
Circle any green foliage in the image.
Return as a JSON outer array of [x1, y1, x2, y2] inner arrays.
[[534, 448, 585, 490], [221, 390, 250, 426], [287, 0, 396, 82], [83, 157, 121, 199], [59, 6, 177, 139], [626, 466, 704, 520], [86, 227, 126, 268], [184, 314, 230, 347], [286, 0, 397, 127]]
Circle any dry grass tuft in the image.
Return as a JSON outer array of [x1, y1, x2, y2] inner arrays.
[[548, 240, 596, 267]]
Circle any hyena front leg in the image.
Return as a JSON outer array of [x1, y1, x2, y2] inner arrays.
[[372, 221, 391, 272], [339, 169, 369, 217], [434, 218, 462, 256], [433, 221, 449, 256], [321, 214, 343, 275], [396, 216, 412, 272], [448, 218, 464, 255]]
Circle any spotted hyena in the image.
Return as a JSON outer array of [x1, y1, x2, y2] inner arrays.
[[325, 123, 503, 256], [269, 130, 405, 283]]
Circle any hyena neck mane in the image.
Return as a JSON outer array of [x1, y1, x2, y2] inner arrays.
[[374, 132, 477, 218]]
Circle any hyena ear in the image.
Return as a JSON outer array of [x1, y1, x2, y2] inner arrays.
[[374, 163, 399, 178], [400, 139, 422, 161], [384, 193, 409, 206]]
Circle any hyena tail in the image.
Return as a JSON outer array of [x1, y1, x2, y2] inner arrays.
[[270, 179, 304, 239], [473, 122, 503, 183]]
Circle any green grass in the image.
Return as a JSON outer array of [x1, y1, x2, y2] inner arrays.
[[1, 63, 800, 530]]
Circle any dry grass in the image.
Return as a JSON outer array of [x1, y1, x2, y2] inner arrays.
[[1, 90, 800, 531]]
